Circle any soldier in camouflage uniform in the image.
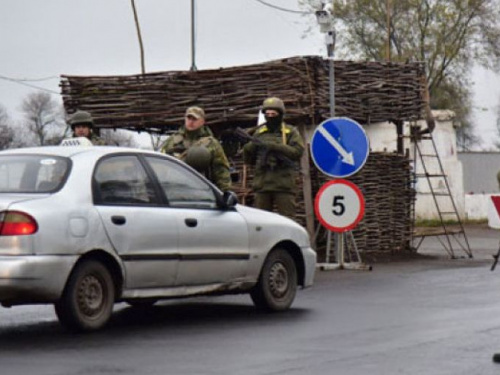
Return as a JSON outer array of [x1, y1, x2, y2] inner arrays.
[[243, 97, 304, 219], [161, 106, 232, 191], [69, 110, 107, 145]]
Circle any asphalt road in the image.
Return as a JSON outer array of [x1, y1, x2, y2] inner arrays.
[[1, 224, 500, 375]]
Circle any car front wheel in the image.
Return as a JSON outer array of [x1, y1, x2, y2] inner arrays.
[[250, 248, 297, 311], [55, 260, 115, 332]]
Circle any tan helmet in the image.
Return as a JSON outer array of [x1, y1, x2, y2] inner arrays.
[[69, 110, 94, 129], [262, 97, 285, 115], [185, 106, 206, 120]]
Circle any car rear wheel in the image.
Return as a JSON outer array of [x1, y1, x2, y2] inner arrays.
[[55, 260, 115, 332], [250, 248, 297, 311]]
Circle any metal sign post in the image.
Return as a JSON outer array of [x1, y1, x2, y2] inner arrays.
[[310, 119, 370, 270], [312, 2, 371, 271], [314, 179, 370, 270]]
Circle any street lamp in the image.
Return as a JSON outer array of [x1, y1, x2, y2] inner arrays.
[[314, 1, 335, 116], [190, 0, 197, 71], [315, 2, 350, 269]]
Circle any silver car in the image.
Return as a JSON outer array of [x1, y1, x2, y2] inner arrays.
[[0, 146, 316, 331]]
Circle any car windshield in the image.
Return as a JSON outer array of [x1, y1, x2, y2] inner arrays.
[[0, 154, 71, 193]]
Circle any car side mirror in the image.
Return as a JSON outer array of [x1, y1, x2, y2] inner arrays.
[[221, 191, 238, 209]]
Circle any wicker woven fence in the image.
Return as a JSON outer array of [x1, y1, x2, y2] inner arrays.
[[60, 55, 426, 132]]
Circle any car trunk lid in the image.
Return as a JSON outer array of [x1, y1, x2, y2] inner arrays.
[[0, 194, 48, 211]]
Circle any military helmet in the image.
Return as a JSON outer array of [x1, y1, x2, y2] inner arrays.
[[185, 106, 206, 120], [262, 97, 285, 115], [69, 110, 94, 129], [184, 145, 212, 173]]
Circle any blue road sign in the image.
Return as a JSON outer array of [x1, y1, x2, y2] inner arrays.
[[310, 117, 369, 178]]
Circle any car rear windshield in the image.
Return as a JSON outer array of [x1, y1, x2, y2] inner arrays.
[[0, 155, 71, 193]]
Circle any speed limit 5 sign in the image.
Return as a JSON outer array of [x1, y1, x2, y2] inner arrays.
[[314, 179, 365, 233]]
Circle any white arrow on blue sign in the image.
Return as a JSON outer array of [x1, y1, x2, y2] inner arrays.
[[310, 117, 369, 178]]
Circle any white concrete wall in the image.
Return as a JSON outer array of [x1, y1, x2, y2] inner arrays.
[[366, 110, 465, 221], [468, 194, 500, 227], [465, 194, 489, 220]]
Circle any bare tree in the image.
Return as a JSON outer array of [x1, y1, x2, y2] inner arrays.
[[0, 105, 14, 150], [300, 0, 500, 150], [18, 92, 66, 146], [149, 133, 169, 151], [100, 129, 139, 147]]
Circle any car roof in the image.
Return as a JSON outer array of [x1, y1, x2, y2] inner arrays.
[[0, 146, 162, 159]]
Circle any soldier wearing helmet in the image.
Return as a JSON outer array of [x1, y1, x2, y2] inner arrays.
[[243, 97, 304, 219], [161, 106, 231, 191], [68, 110, 107, 145]]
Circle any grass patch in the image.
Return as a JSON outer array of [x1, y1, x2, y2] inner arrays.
[[415, 218, 487, 227]]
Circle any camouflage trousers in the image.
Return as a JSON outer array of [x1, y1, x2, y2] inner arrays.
[[254, 192, 296, 220]]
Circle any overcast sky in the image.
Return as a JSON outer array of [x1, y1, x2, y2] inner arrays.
[[1, 0, 499, 149]]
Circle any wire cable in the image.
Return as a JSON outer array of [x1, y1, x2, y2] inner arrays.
[[252, 0, 311, 15], [1, 75, 59, 82], [0, 75, 60, 94]]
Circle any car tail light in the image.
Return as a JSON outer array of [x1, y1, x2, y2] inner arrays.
[[0, 211, 38, 236]]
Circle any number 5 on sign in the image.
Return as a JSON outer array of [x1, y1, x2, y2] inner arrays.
[[314, 180, 365, 233]]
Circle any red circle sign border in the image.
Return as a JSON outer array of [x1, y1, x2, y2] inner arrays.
[[314, 179, 365, 233]]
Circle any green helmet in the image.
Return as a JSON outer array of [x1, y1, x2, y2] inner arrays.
[[69, 110, 94, 129], [262, 97, 285, 115], [184, 145, 212, 173]]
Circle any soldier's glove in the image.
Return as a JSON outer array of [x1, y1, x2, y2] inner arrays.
[[243, 141, 261, 154]]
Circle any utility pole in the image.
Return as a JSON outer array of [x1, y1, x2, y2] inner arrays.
[[386, 0, 391, 62], [190, 0, 197, 71], [316, 1, 341, 267], [314, 1, 335, 114], [130, 0, 146, 74]]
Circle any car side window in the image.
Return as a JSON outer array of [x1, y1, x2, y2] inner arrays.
[[145, 156, 217, 209], [94, 155, 157, 205]]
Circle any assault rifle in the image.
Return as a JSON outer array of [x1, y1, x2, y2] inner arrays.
[[233, 127, 295, 168]]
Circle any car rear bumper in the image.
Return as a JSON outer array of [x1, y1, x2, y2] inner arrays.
[[302, 246, 316, 287], [0, 255, 78, 305]]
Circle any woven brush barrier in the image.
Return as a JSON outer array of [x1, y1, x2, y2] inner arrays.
[[231, 151, 415, 260], [60, 56, 426, 132], [328, 152, 415, 260]]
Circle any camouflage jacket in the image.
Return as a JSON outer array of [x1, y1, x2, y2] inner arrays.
[[161, 126, 232, 191], [243, 122, 304, 193], [89, 134, 108, 146]]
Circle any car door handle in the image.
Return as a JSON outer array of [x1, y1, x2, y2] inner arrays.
[[111, 215, 126, 225], [185, 218, 198, 228]]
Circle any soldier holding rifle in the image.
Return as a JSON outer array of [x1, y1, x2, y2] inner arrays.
[[162, 106, 231, 191], [242, 97, 304, 219]]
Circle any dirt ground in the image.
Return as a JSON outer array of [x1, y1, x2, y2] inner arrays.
[[322, 222, 500, 265]]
